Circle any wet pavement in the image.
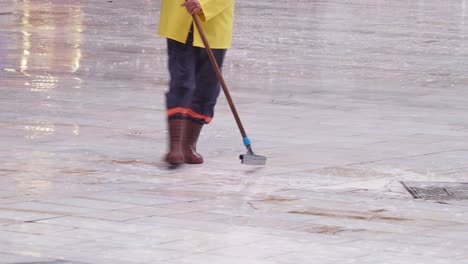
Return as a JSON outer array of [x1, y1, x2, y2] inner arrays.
[[1, 0, 468, 263]]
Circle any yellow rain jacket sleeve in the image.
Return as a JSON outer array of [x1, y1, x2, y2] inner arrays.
[[158, 0, 234, 49]]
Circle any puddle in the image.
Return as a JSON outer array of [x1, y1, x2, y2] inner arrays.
[[300, 225, 365, 234], [61, 169, 98, 174], [256, 196, 299, 203], [288, 210, 409, 222], [107, 160, 161, 166]]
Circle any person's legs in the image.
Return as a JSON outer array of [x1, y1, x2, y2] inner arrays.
[[183, 47, 227, 164], [190, 47, 227, 123], [165, 36, 196, 165], [166, 36, 197, 119]]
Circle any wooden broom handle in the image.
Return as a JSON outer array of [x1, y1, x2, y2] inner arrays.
[[192, 14, 248, 140]]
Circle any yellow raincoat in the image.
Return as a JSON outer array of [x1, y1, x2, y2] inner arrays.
[[158, 0, 234, 49]]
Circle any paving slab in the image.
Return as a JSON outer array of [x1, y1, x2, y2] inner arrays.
[[1, 0, 468, 263]]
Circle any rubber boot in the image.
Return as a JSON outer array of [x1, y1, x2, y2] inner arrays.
[[183, 120, 204, 164], [165, 119, 185, 165]]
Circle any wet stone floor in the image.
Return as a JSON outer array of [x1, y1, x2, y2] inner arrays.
[[1, 0, 468, 263]]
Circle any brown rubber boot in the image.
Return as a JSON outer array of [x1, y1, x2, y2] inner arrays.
[[165, 119, 185, 165], [183, 120, 204, 164]]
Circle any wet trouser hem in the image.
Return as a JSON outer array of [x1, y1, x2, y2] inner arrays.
[[167, 108, 212, 125]]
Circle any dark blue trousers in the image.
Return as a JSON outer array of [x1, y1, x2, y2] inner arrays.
[[166, 32, 227, 124]]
